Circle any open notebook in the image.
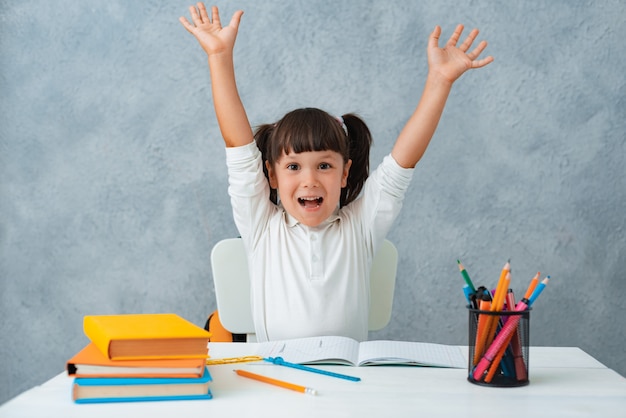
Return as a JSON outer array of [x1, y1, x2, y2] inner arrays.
[[255, 336, 466, 368]]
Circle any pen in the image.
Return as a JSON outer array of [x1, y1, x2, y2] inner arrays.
[[483, 292, 518, 383], [473, 277, 550, 380], [463, 284, 474, 306], [457, 260, 477, 293], [234, 369, 317, 395], [265, 357, 361, 382], [505, 290, 527, 381]]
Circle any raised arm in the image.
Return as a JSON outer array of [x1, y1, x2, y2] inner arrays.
[[180, 3, 253, 147], [391, 25, 493, 168]]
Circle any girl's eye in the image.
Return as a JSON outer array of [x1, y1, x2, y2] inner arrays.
[[286, 163, 299, 170], [319, 163, 331, 170]]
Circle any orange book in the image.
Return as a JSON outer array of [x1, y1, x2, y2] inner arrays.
[[67, 343, 207, 378], [83, 313, 211, 360]]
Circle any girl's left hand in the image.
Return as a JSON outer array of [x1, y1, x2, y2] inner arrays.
[[427, 24, 494, 83]]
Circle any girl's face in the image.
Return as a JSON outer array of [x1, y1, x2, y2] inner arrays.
[[266, 149, 351, 227]]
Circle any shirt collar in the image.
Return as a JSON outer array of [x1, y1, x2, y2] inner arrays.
[[282, 206, 341, 228]]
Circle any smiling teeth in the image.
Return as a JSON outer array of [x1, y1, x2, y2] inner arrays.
[[298, 197, 323, 206]]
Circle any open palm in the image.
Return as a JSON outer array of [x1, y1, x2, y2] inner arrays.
[[179, 4, 243, 56], [427, 25, 493, 83]]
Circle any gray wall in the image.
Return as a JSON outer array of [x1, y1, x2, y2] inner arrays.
[[1, 0, 624, 404]]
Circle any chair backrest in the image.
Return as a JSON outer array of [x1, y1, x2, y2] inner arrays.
[[211, 238, 398, 341]]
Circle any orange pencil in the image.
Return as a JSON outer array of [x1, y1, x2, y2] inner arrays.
[[524, 272, 541, 300], [484, 335, 511, 383], [484, 269, 511, 350], [492, 262, 511, 312], [234, 369, 317, 395], [473, 262, 511, 366]]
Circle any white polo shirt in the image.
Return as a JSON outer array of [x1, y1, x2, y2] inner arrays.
[[226, 142, 413, 342]]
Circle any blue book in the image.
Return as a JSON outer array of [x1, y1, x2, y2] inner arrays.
[[72, 367, 212, 403]]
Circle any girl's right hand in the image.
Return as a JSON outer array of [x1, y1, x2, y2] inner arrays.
[[179, 3, 243, 57]]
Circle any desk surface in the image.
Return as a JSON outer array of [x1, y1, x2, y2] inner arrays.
[[2, 346, 625, 418]]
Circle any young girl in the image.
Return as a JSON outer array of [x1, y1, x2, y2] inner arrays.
[[180, 3, 493, 342]]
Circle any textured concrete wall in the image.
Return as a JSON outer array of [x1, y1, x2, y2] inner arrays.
[[1, 0, 624, 404]]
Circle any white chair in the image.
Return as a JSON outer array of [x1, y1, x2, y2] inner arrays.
[[211, 238, 398, 342]]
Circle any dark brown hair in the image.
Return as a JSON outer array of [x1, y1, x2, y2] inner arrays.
[[254, 108, 372, 207]]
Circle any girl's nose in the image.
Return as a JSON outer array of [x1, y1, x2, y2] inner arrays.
[[301, 168, 319, 187]]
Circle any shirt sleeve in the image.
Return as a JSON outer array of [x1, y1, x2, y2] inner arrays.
[[353, 154, 414, 251], [225, 142, 275, 245]]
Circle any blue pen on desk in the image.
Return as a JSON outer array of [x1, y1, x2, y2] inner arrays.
[[264, 357, 361, 382]]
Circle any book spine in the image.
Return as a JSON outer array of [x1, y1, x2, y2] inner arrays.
[[73, 391, 213, 403], [83, 316, 113, 360]]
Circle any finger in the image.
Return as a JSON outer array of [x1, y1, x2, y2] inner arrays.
[[208, 5, 220, 27], [459, 28, 479, 52], [446, 24, 464, 47], [471, 55, 494, 69], [228, 10, 244, 30], [428, 25, 442, 50], [466, 40, 489, 60], [189, 5, 202, 24], [179, 16, 195, 33]]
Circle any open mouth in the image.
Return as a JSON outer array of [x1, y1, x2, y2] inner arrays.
[[298, 197, 323, 208]]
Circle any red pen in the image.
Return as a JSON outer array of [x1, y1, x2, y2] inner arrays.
[[473, 278, 549, 380], [506, 290, 527, 381], [473, 299, 528, 380]]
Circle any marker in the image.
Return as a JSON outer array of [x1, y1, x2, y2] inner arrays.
[[505, 290, 527, 381], [457, 260, 477, 292], [234, 369, 317, 395], [473, 294, 492, 365], [463, 284, 473, 305], [264, 357, 361, 382], [484, 290, 517, 382]]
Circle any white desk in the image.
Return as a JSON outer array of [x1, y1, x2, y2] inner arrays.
[[1, 345, 625, 418]]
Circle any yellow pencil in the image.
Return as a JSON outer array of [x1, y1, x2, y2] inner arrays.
[[482, 264, 511, 353], [234, 369, 317, 395]]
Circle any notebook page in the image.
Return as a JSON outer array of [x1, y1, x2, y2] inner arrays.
[[357, 340, 466, 368], [256, 336, 360, 365]]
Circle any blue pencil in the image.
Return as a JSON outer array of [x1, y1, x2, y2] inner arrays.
[[264, 357, 361, 382]]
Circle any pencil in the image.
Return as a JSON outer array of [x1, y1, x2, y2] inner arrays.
[[473, 278, 550, 380], [457, 260, 477, 293], [523, 272, 541, 300], [234, 369, 317, 395], [483, 265, 511, 349]]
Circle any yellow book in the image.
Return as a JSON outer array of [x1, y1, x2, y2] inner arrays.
[[83, 313, 211, 361]]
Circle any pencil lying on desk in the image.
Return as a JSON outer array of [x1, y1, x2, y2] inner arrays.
[[234, 369, 317, 395]]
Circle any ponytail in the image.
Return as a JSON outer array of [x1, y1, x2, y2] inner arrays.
[[254, 123, 279, 204], [340, 113, 372, 207]]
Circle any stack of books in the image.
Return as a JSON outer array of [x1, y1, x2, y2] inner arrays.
[[66, 313, 212, 404]]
